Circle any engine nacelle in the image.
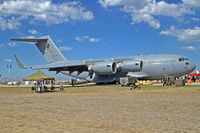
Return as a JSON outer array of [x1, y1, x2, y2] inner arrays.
[[89, 62, 117, 75], [118, 60, 143, 72]]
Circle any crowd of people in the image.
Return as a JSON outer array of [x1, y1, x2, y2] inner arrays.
[[32, 80, 64, 93]]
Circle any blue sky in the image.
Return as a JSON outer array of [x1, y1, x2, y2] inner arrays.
[[0, 0, 200, 81]]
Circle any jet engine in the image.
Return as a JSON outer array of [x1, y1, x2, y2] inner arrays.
[[117, 60, 143, 72], [88, 61, 117, 75]]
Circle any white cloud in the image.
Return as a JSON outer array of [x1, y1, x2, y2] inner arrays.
[[75, 36, 101, 43], [89, 38, 101, 43], [160, 26, 200, 42], [0, 44, 5, 47], [182, 0, 200, 9], [28, 29, 38, 35], [24, 35, 36, 39], [192, 17, 200, 22], [0, 0, 94, 30], [0, 43, 18, 48], [129, 13, 160, 29], [181, 45, 200, 51], [59, 46, 72, 51], [150, 1, 194, 17], [8, 42, 18, 47], [4, 59, 12, 63], [99, 0, 194, 29], [75, 37, 83, 42], [99, 0, 143, 8], [0, 17, 21, 31]]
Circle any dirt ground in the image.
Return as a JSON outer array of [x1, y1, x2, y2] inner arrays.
[[0, 85, 200, 133]]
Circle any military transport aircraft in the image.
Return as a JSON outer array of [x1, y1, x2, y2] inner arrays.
[[12, 36, 195, 84]]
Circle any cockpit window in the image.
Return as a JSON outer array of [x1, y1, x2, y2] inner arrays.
[[178, 58, 183, 62], [178, 57, 189, 62]]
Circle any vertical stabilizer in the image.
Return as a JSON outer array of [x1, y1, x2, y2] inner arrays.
[[11, 36, 67, 63]]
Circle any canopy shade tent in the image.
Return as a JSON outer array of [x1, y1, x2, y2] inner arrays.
[[23, 70, 55, 81]]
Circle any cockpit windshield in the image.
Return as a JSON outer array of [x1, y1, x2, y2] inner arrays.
[[178, 57, 189, 62]]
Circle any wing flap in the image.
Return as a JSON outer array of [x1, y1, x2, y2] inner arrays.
[[31, 61, 88, 71]]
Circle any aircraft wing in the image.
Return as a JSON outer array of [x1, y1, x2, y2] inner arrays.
[[85, 56, 140, 64], [14, 54, 144, 76], [14, 54, 88, 71], [31, 61, 88, 71]]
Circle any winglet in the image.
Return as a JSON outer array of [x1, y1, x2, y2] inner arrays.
[[14, 54, 31, 69]]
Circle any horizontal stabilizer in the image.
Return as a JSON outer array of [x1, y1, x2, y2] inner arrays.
[[11, 38, 47, 42]]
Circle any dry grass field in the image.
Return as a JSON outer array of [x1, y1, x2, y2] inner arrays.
[[0, 85, 200, 133]]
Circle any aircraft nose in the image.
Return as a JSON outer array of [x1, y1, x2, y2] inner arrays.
[[190, 62, 196, 72]]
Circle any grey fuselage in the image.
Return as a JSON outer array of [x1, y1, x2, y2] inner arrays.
[[61, 54, 195, 83]]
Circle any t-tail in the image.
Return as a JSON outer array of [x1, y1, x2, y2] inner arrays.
[[11, 36, 67, 63]]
